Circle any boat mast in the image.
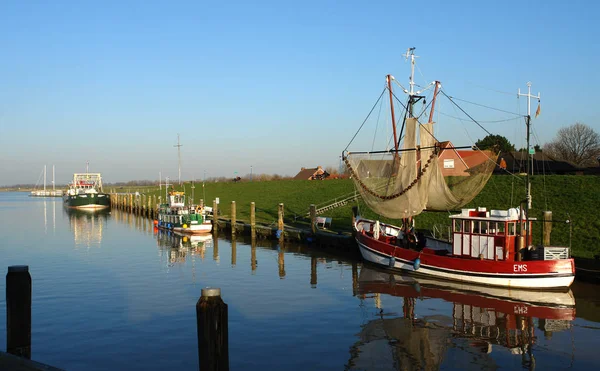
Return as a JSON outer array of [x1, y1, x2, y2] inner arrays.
[[52, 165, 55, 191], [43, 165, 46, 192], [405, 47, 417, 117], [386, 74, 399, 155], [174, 134, 183, 185], [518, 82, 540, 241]]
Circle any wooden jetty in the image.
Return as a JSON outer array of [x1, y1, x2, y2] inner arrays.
[[108, 193, 357, 253]]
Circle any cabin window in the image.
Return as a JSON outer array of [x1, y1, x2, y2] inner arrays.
[[508, 222, 515, 236], [491, 222, 505, 235], [480, 221, 488, 235], [453, 219, 462, 232], [463, 220, 472, 233], [473, 221, 480, 234]]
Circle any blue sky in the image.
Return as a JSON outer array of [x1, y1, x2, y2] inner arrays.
[[1, 0, 598, 185]]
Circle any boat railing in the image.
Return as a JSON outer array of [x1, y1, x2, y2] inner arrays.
[[431, 223, 452, 241]]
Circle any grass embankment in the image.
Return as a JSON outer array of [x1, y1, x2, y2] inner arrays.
[[110, 175, 600, 258]]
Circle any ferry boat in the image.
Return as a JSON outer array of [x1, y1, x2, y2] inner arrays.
[[63, 172, 110, 210], [344, 48, 575, 289], [154, 190, 212, 235]]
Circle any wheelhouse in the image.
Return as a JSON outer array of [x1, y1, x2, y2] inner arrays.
[[450, 208, 532, 262]]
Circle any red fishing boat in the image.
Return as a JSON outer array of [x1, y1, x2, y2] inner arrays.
[[343, 48, 575, 289]]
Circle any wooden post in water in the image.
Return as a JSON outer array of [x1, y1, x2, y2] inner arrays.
[[309, 204, 316, 234], [213, 200, 218, 233], [278, 203, 284, 241], [543, 211, 552, 246], [231, 201, 236, 236], [196, 288, 229, 371], [6, 265, 31, 359], [310, 256, 317, 288], [250, 202, 256, 238]]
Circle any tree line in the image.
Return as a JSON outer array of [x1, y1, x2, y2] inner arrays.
[[475, 122, 600, 167]]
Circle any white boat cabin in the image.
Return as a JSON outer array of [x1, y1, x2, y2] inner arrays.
[[449, 207, 531, 262]]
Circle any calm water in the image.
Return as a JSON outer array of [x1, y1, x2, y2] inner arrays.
[[1, 192, 599, 370]]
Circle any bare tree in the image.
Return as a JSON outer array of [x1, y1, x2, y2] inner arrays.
[[544, 122, 600, 167]]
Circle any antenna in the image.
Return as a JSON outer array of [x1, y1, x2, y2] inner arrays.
[[403, 47, 418, 96], [174, 134, 183, 185]]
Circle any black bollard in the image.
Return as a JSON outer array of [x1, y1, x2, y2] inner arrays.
[[6, 265, 32, 359], [196, 288, 229, 371]]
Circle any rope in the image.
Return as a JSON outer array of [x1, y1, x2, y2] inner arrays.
[[344, 152, 435, 200], [446, 95, 524, 116], [344, 88, 387, 152], [441, 91, 494, 136]]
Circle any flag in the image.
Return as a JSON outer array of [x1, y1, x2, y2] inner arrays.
[[535, 103, 541, 118]]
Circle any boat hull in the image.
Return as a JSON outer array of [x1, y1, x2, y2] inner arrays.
[[63, 193, 110, 209], [356, 226, 575, 289]]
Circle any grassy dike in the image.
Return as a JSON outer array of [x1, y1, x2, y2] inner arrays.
[[110, 175, 600, 258]]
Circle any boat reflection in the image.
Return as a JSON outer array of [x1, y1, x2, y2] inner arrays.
[[64, 207, 110, 248], [154, 228, 213, 265], [350, 266, 575, 370]]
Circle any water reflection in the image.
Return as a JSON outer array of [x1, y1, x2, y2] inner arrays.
[[351, 266, 576, 370], [154, 228, 213, 265], [64, 208, 110, 249]]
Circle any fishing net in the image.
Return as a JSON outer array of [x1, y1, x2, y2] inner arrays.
[[345, 118, 498, 219]]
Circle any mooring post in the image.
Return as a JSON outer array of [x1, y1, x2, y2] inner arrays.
[[250, 202, 256, 238], [309, 204, 316, 234], [543, 211, 552, 246], [310, 256, 317, 288], [231, 201, 236, 236], [278, 203, 284, 240], [6, 265, 31, 359], [213, 200, 218, 233], [196, 288, 229, 371]]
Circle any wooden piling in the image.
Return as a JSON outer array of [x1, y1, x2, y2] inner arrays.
[[543, 211, 552, 246], [309, 204, 316, 234], [196, 288, 229, 371], [231, 201, 236, 235], [6, 265, 31, 359], [213, 200, 218, 233], [250, 202, 256, 238], [278, 203, 284, 238]]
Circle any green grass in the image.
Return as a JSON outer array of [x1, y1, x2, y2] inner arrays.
[[109, 175, 600, 258]]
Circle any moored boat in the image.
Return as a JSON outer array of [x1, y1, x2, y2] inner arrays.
[[154, 190, 212, 235], [344, 48, 575, 289], [63, 172, 110, 210]]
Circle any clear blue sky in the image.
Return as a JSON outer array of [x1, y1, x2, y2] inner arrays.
[[1, 0, 598, 185]]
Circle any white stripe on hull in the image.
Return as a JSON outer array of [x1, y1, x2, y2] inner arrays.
[[358, 241, 574, 289]]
